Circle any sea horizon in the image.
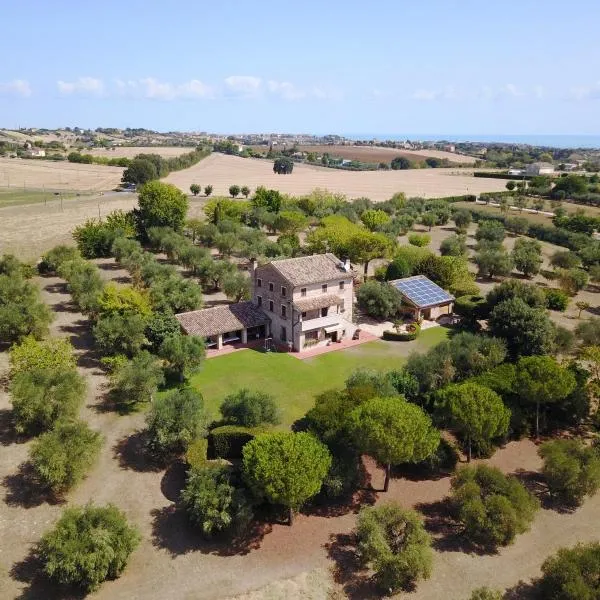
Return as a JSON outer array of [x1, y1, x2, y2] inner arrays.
[[343, 133, 600, 149]]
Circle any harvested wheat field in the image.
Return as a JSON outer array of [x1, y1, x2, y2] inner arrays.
[[88, 146, 196, 159], [0, 158, 123, 191], [295, 145, 478, 165], [164, 154, 505, 200], [0, 192, 138, 259]]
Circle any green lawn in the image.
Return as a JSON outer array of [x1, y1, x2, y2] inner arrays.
[[189, 327, 450, 427], [0, 188, 93, 207]]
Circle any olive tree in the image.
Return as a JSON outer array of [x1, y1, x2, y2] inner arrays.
[[145, 388, 209, 458], [39, 503, 140, 592], [450, 465, 539, 549], [109, 351, 164, 406], [182, 465, 253, 536], [30, 420, 103, 493], [10, 367, 86, 435], [158, 333, 205, 381], [220, 388, 281, 427], [539, 439, 600, 506], [356, 502, 432, 592]]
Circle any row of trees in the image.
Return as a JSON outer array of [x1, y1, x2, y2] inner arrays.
[[121, 147, 211, 185]]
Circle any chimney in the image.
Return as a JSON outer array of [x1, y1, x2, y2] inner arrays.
[[250, 257, 258, 273], [343, 258, 351, 272]]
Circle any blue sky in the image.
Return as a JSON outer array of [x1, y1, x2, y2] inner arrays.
[[1, 0, 599, 134]]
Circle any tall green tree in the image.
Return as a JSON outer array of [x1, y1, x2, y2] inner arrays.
[[488, 298, 555, 358], [349, 397, 440, 491], [511, 238, 543, 277], [515, 355, 577, 438], [437, 382, 510, 462], [242, 432, 331, 524], [137, 181, 189, 232]]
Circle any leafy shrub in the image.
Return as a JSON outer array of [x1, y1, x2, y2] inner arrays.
[[93, 312, 148, 357], [182, 465, 253, 536], [39, 503, 140, 592], [451, 464, 539, 549], [30, 420, 103, 493], [454, 295, 487, 324], [408, 232, 431, 247], [9, 336, 76, 376], [544, 288, 570, 311], [145, 388, 208, 457], [539, 439, 600, 506], [220, 388, 281, 427], [0, 275, 53, 343], [356, 503, 432, 592], [382, 322, 421, 341], [469, 588, 503, 600], [38, 245, 81, 274], [539, 542, 600, 600], [10, 367, 86, 435], [210, 425, 256, 459]]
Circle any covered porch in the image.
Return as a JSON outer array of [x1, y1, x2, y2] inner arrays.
[[176, 302, 270, 354]]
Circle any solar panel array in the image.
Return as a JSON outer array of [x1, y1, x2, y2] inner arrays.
[[393, 276, 453, 308]]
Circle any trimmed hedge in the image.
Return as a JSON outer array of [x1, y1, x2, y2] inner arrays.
[[383, 323, 421, 341], [474, 172, 534, 180], [434, 194, 477, 203], [185, 438, 208, 469], [209, 425, 256, 459]]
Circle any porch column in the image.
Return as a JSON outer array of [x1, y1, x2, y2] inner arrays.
[[241, 329, 248, 344], [216, 334, 223, 350]]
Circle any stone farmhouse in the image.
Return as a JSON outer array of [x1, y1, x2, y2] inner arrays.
[[176, 253, 356, 353]]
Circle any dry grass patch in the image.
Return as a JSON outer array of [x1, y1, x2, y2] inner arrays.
[[0, 158, 123, 191], [164, 153, 506, 201]]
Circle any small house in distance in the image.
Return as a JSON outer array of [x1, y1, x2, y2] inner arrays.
[[525, 162, 555, 176], [390, 275, 454, 320]]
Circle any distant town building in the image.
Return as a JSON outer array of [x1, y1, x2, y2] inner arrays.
[[25, 148, 45, 158], [525, 162, 555, 176]]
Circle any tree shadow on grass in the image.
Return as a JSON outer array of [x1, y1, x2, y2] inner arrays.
[[3, 461, 64, 509], [10, 547, 86, 600], [325, 532, 380, 600], [150, 503, 272, 558], [112, 430, 164, 473], [415, 498, 491, 556]]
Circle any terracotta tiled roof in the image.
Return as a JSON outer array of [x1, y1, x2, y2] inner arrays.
[[266, 253, 350, 287], [176, 302, 269, 337], [294, 294, 344, 312]]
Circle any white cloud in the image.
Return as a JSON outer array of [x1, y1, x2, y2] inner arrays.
[[267, 80, 305, 100], [504, 83, 524, 97], [412, 89, 440, 101], [224, 75, 262, 96], [533, 85, 545, 99], [114, 78, 214, 100], [0, 79, 32, 97], [569, 82, 600, 101], [57, 77, 104, 95]]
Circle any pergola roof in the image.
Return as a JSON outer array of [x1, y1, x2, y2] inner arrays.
[[176, 302, 269, 337], [390, 275, 454, 309]]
